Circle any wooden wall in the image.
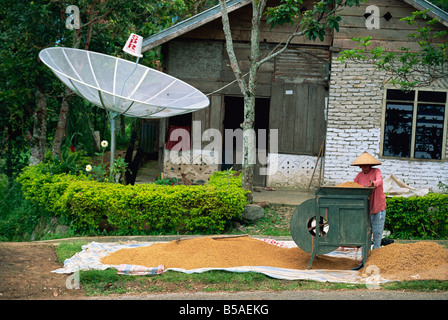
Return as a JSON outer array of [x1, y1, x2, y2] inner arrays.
[[182, 0, 332, 47], [155, 0, 335, 184], [334, 0, 448, 51], [270, 82, 327, 156], [164, 39, 330, 156]]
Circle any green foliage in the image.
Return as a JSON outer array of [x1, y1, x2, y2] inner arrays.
[[16, 167, 248, 234], [41, 148, 88, 176], [154, 174, 181, 185], [338, 10, 448, 91], [0, 177, 55, 242], [208, 169, 242, 188], [438, 180, 448, 193], [385, 193, 448, 239], [265, 0, 303, 29], [265, 0, 363, 41], [0, 0, 220, 179], [85, 140, 128, 183], [0, 138, 30, 181], [109, 157, 128, 183], [429, 0, 448, 11]]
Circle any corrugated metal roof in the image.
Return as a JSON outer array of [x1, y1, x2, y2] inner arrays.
[[141, 0, 251, 52], [403, 0, 448, 28]]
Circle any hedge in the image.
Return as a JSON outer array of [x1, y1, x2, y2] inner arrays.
[[385, 193, 448, 239], [16, 166, 248, 234], [16, 165, 448, 239]]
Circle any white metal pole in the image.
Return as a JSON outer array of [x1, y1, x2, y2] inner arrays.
[[110, 112, 117, 174]]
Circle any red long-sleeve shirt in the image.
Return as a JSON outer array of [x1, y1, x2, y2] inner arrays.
[[354, 168, 387, 214]]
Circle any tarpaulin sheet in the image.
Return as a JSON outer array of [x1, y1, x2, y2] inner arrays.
[[383, 174, 429, 197], [52, 239, 389, 284]]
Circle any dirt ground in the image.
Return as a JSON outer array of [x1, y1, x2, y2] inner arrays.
[[1, 238, 447, 300], [0, 242, 86, 300]]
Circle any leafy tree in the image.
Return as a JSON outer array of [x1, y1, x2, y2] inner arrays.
[[218, 0, 363, 199], [0, 0, 211, 180], [338, 9, 448, 91], [0, 0, 64, 175], [428, 0, 448, 12]]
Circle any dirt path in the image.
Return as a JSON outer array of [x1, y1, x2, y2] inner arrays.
[[1, 240, 447, 300], [0, 242, 85, 300]]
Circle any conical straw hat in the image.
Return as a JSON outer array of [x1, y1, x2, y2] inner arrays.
[[350, 151, 382, 166]]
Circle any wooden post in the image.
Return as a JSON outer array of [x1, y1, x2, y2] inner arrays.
[[307, 140, 325, 191]]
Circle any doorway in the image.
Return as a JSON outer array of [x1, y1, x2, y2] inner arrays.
[[222, 96, 270, 187]]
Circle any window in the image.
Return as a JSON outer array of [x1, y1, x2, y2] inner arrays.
[[382, 89, 447, 160]]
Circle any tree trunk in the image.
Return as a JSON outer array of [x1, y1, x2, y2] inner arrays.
[[52, 87, 71, 158], [29, 86, 48, 165], [219, 0, 266, 202], [242, 94, 256, 202], [52, 10, 95, 158]]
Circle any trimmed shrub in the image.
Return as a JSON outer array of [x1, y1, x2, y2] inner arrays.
[[16, 166, 248, 234], [385, 193, 448, 239]]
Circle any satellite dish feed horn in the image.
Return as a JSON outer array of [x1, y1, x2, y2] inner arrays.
[[109, 33, 143, 167]]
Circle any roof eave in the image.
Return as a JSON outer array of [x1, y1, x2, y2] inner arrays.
[[142, 0, 448, 53], [403, 0, 448, 28], [141, 0, 251, 52]]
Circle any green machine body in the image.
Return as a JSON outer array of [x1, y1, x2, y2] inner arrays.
[[290, 186, 374, 269]]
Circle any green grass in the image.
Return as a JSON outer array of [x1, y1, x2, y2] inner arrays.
[[233, 205, 293, 236], [383, 280, 448, 292], [76, 268, 365, 296], [56, 241, 89, 263]]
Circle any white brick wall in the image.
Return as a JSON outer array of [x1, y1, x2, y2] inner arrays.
[[323, 55, 448, 192]]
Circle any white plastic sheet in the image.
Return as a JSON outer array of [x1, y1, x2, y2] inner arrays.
[[52, 239, 391, 284], [383, 174, 429, 197]]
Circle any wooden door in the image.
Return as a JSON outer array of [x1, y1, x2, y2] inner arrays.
[[222, 96, 270, 187], [270, 82, 327, 156]]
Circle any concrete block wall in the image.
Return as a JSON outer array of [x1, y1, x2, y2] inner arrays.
[[267, 153, 320, 190], [324, 54, 448, 191], [163, 149, 219, 184]]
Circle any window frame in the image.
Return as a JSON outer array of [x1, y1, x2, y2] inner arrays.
[[380, 86, 448, 161]]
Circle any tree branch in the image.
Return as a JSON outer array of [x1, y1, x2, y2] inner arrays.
[[79, 6, 113, 29], [256, 29, 304, 68], [256, 1, 344, 69]]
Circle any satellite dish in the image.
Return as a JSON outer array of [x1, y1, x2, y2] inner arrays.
[[39, 47, 209, 118], [39, 46, 209, 169]]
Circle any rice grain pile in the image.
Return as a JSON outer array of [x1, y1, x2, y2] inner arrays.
[[100, 238, 448, 280], [364, 242, 448, 280], [336, 181, 364, 188], [101, 236, 358, 270]]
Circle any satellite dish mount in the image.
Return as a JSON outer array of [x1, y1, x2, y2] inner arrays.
[[108, 33, 144, 168], [38, 35, 210, 182]]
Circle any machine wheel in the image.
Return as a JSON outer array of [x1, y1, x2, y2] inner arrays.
[[290, 199, 338, 255]]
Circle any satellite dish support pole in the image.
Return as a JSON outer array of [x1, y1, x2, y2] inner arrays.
[[110, 58, 139, 180], [109, 111, 117, 174]]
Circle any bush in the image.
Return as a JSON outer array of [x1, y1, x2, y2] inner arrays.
[[0, 176, 56, 241], [385, 193, 448, 239], [16, 166, 248, 234]]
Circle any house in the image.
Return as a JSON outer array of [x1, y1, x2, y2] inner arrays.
[[140, 0, 448, 191]]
